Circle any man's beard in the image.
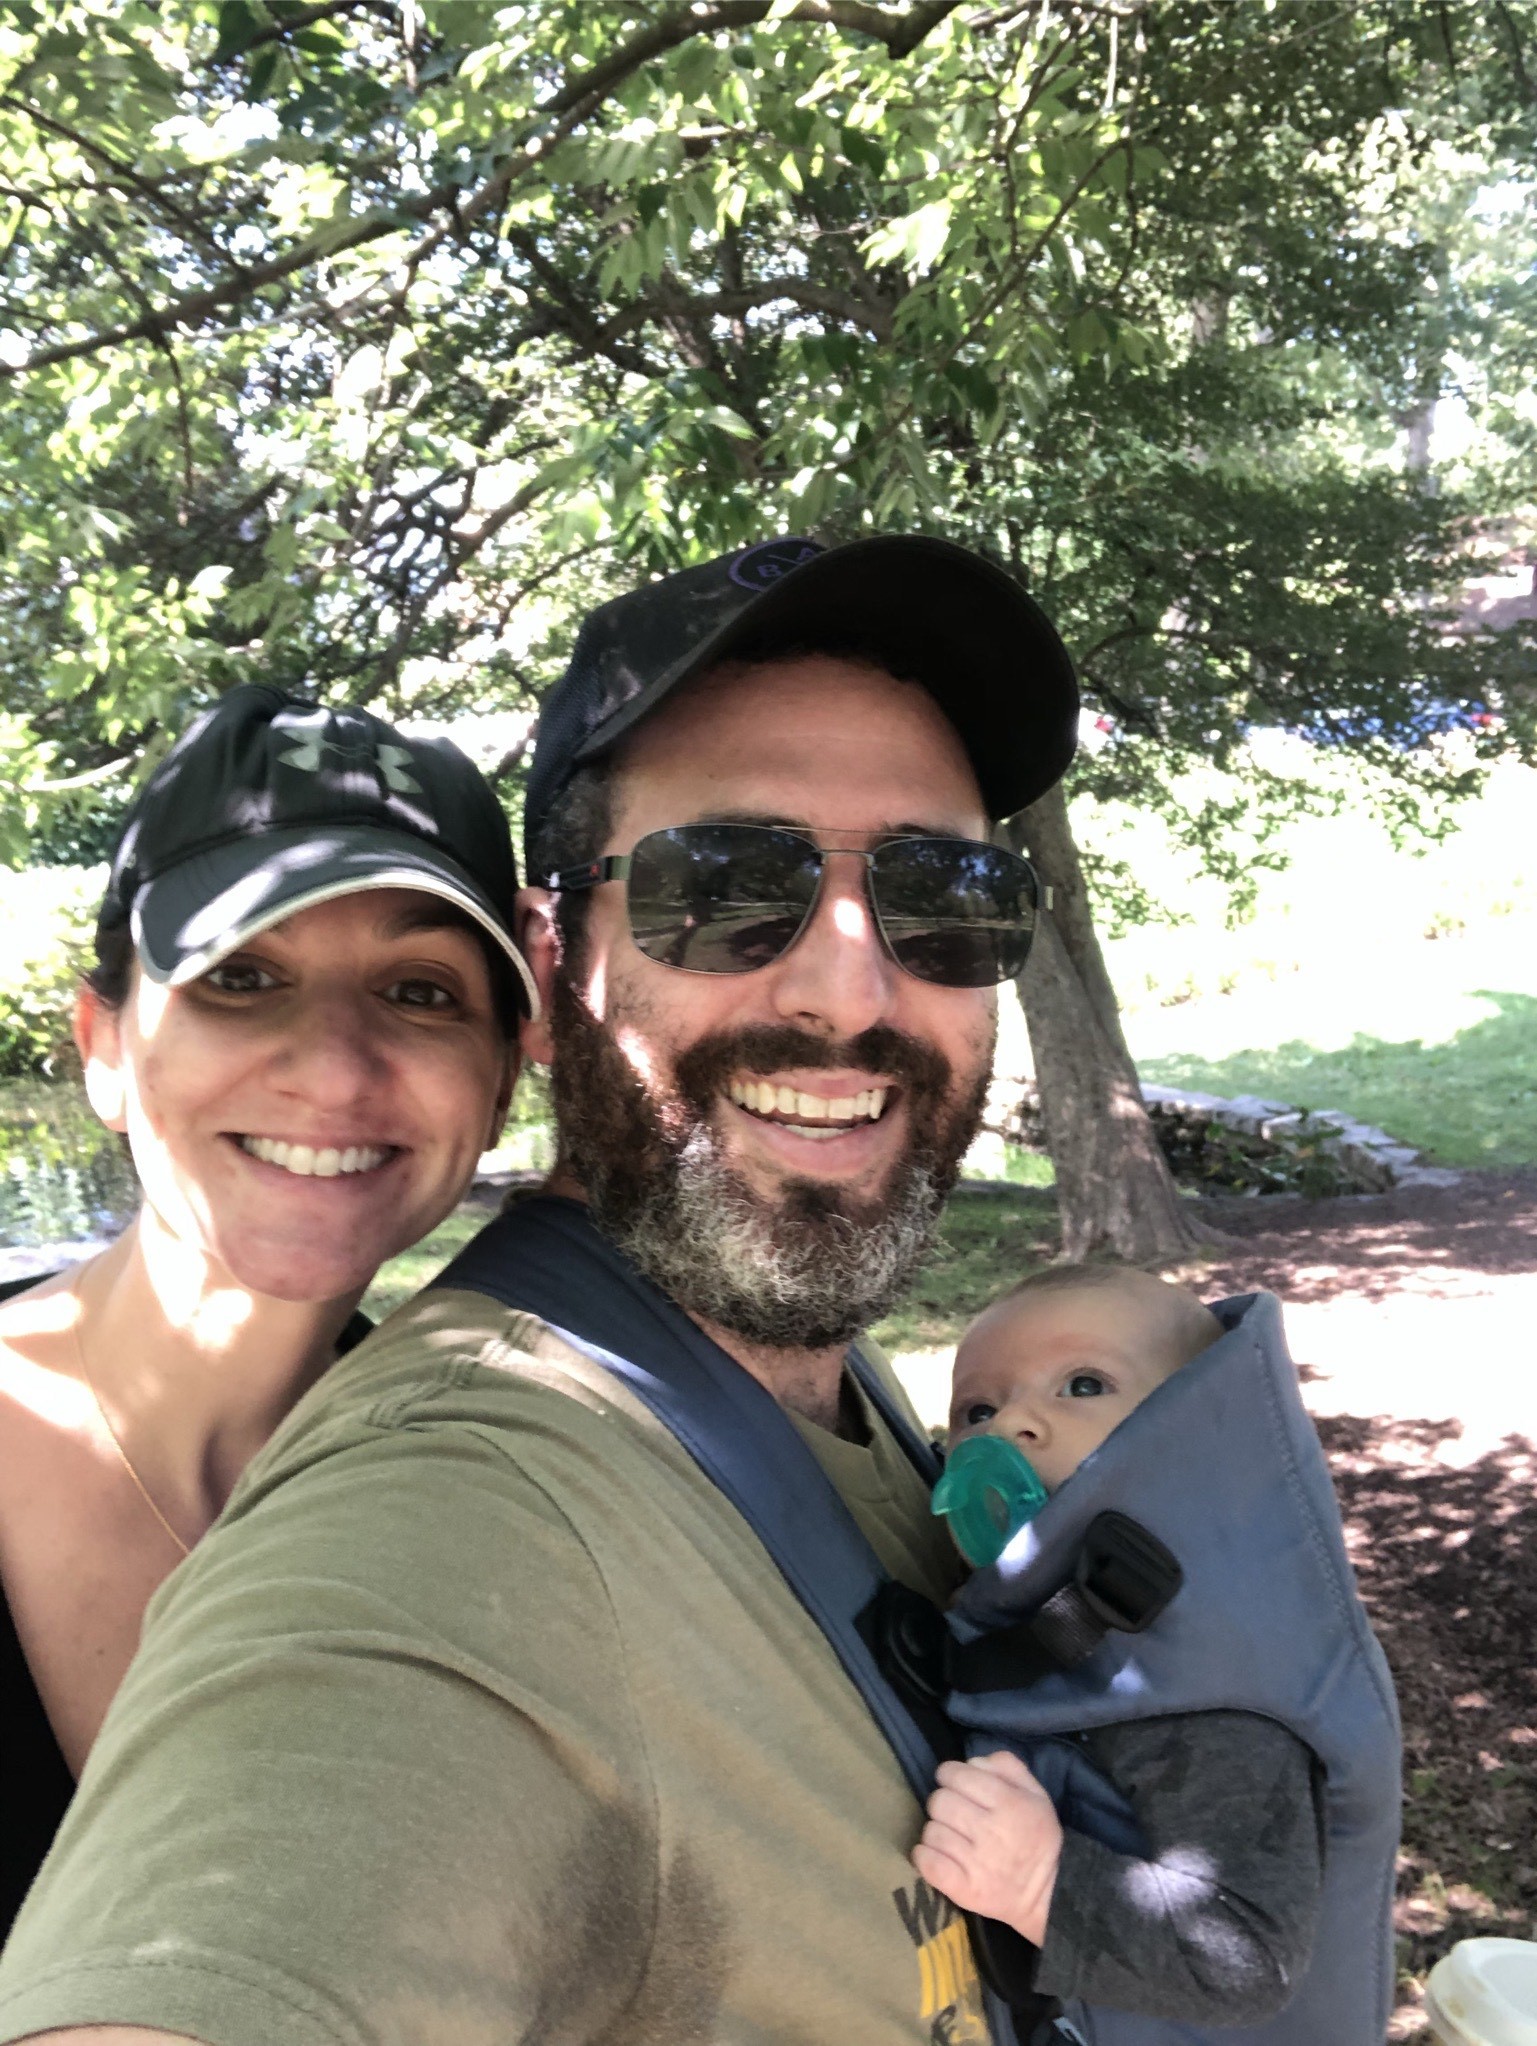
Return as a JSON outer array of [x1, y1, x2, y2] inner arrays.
[[547, 970, 993, 1351]]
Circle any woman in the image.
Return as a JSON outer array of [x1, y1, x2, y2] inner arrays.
[[0, 683, 536, 1936]]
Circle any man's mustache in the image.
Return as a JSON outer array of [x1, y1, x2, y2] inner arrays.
[[675, 1024, 951, 1099]]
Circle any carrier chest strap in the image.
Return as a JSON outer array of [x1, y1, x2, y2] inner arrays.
[[431, 1197, 942, 1802]]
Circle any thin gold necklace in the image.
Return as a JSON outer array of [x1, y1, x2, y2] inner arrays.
[[69, 1264, 192, 1560]]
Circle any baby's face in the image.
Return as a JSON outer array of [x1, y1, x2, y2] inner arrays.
[[948, 1287, 1175, 1492]]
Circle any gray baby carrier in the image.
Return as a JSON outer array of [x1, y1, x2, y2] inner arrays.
[[942, 1291, 1401, 2044]]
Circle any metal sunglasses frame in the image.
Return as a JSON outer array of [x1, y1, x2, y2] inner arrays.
[[545, 823, 1041, 986]]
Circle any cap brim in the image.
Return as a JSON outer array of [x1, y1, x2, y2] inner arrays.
[[132, 823, 539, 1022], [573, 535, 1078, 820]]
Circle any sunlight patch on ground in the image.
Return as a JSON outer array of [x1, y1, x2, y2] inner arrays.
[[1285, 1286, 1537, 1467], [891, 1348, 955, 1435]]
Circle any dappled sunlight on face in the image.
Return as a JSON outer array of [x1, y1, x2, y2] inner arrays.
[[133, 975, 171, 1034], [136, 1207, 257, 1349], [614, 1023, 661, 1090]]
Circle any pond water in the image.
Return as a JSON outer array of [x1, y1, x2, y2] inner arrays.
[[0, 1080, 138, 1259]]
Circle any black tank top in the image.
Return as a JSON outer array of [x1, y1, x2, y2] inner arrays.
[[0, 1265, 371, 1941], [0, 1575, 74, 1942], [0, 1267, 75, 1938]]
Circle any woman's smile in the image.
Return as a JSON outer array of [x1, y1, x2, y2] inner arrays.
[[231, 1135, 397, 1179]]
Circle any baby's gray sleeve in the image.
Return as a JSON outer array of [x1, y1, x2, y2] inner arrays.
[[1032, 1709, 1324, 2025]]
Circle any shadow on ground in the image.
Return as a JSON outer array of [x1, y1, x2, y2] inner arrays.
[[1193, 1169, 1537, 1304], [1316, 1415, 1537, 2032], [1143, 990, 1537, 1170]]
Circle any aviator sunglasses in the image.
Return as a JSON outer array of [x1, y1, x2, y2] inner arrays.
[[547, 822, 1040, 988]]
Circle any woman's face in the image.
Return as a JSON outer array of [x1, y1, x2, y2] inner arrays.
[[77, 889, 516, 1304]]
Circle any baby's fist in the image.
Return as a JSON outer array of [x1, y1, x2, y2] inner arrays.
[[911, 1750, 1063, 1946]]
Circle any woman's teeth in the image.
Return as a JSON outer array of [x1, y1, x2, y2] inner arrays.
[[726, 1079, 888, 1132], [238, 1136, 390, 1178]]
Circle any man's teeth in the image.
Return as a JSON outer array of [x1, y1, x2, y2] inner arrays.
[[239, 1136, 389, 1178], [726, 1079, 888, 1127]]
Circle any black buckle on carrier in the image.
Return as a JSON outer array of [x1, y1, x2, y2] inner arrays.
[[948, 1511, 1183, 1697], [1074, 1510, 1183, 1635]]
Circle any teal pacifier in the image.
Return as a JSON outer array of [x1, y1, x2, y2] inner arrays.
[[932, 1434, 1050, 1568]]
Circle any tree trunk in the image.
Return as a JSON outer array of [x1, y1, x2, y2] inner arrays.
[[1006, 785, 1203, 1263]]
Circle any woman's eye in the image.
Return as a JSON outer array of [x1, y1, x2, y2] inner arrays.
[[202, 960, 278, 995], [962, 1401, 998, 1428], [1064, 1372, 1109, 1399], [385, 977, 457, 1011]]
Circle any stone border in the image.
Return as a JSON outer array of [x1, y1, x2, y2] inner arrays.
[[974, 1073, 1461, 1195], [1138, 1083, 1462, 1193]]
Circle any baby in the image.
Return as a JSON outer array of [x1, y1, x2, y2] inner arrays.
[[913, 1265, 1326, 2027]]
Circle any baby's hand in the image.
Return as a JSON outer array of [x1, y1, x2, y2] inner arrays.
[[911, 1750, 1063, 1946]]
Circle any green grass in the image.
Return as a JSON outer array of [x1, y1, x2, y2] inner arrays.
[[362, 1206, 488, 1324], [1140, 991, 1537, 1168], [869, 1188, 1059, 1353], [1080, 756, 1537, 1170]]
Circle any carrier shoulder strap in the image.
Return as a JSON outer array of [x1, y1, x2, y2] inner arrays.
[[431, 1194, 942, 1802]]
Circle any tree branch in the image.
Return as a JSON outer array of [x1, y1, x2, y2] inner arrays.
[[233, 0, 384, 56], [1, 0, 958, 379], [601, 275, 894, 343], [2, 97, 238, 263], [1493, 0, 1537, 101]]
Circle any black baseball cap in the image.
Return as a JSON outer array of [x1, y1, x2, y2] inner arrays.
[[524, 533, 1078, 865], [99, 684, 538, 1017]]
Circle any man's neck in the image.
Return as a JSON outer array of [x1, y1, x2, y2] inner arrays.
[[690, 1316, 859, 1437]]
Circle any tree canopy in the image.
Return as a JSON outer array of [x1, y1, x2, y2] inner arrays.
[[4, 0, 1532, 849], [4, 0, 1534, 1249]]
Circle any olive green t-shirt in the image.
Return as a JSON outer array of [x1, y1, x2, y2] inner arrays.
[[0, 1291, 990, 2046]]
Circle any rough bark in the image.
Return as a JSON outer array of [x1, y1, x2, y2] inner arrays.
[[1006, 785, 1203, 1263]]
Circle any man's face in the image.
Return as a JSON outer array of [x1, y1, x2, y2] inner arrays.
[[525, 654, 1000, 1350]]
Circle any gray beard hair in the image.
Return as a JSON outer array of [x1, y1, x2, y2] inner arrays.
[[604, 1121, 948, 1353]]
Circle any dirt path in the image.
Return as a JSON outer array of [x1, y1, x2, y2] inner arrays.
[[1190, 1173, 1537, 2032]]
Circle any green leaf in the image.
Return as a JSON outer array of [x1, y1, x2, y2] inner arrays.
[[862, 197, 954, 275], [214, 0, 261, 62], [696, 405, 758, 441]]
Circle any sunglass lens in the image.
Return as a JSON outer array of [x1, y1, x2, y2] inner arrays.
[[625, 825, 821, 974], [871, 838, 1038, 987]]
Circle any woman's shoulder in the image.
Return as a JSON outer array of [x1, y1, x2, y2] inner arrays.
[[0, 1265, 78, 1349], [0, 1267, 94, 1465], [0, 1265, 80, 1355]]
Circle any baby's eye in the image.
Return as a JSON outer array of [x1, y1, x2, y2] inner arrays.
[[1064, 1372, 1109, 1399], [960, 1400, 998, 1428]]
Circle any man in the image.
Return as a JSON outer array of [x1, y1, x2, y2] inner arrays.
[[0, 535, 1077, 2046]]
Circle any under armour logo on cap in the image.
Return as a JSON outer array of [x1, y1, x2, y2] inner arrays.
[[278, 712, 426, 801], [280, 732, 424, 796], [727, 536, 824, 592]]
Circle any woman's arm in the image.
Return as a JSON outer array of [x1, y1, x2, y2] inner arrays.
[[1034, 1709, 1324, 2026]]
